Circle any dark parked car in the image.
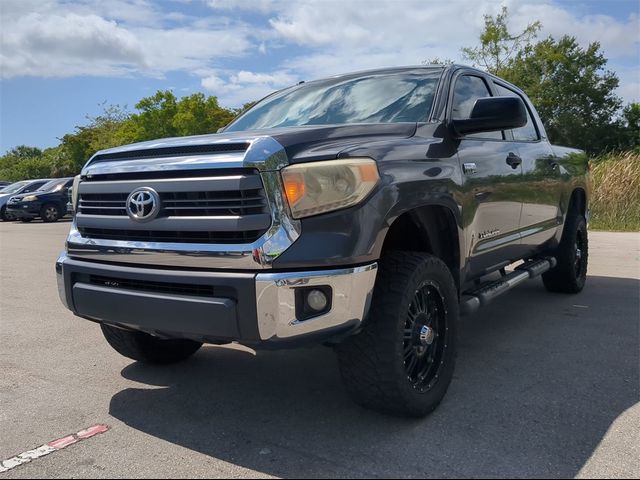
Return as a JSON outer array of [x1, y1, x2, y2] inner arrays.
[[0, 179, 51, 221], [0, 181, 11, 188], [57, 65, 589, 417], [7, 177, 73, 222]]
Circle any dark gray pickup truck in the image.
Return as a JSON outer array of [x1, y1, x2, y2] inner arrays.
[[57, 65, 589, 417]]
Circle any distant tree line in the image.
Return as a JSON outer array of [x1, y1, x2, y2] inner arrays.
[[1, 7, 637, 181], [0, 92, 252, 181]]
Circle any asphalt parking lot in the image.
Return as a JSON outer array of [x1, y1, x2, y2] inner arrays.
[[0, 220, 638, 479]]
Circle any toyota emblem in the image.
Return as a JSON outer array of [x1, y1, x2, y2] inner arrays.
[[126, 187, 160, 222]]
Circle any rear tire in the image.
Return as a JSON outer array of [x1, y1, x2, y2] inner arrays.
[[336, 251, 458, 417], [542, 214, 588, 293], [100, 324, 202, 364], [40, 204, 60, 223]]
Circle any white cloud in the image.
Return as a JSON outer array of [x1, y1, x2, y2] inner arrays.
[[1, 12, 146, 78], [615, 64, 640, 104], [0, 0, 253, 79], [214, 0, 638, 105], [1, 0, 637, 108], [511, 4, 639, 59], [201, 70, 298, 105]]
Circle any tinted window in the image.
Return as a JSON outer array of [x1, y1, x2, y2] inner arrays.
[[451, 75, 502, 139], [225, 71, 441, 131], [22, 181, 47, 193], [0, 181, 29, 194], [493, 83, 539, 141], [37, 178, 71, 192]]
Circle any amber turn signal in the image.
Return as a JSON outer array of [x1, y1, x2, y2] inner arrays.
[[283, 171, 306, 206]]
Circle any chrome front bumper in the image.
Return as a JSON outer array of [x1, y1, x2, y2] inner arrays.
[[56, 252, 377, 346], [255, 264, 377, 341]]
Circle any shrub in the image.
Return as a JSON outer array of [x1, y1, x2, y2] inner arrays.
[[590, 151, 640, 231]]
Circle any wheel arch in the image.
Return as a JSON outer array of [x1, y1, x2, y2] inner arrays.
[[380, 204, 462, 290], [568, 187, 587, 217]]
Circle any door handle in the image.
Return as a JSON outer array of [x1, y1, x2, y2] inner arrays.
[[506, 153, 522, 169]]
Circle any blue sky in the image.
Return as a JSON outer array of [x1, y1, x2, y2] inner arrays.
[[1, 0, 638, 153]]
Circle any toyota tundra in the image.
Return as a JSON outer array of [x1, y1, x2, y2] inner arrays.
[[56, 65, 589, 417]]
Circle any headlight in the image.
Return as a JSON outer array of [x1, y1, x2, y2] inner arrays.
[[22, 195, 38, 202], [71, 175, 80, 211], [281, 158, 379, 219]]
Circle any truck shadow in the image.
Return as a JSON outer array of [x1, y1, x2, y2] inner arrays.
[[109, 275, 639, 478]]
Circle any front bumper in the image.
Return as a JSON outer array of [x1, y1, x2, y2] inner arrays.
[[56, 252, 377, 347], [7, 202, 40, 218]]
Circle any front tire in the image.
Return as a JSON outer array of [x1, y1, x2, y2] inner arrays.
[[101, 324, 202, 364], [542, 214, 588, 293], [0, 206, 15, 221], [40, 204, 61, 222], [336, 252, 458, 417]]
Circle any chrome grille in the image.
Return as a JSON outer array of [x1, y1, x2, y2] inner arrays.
[[78, 189, 267, 217], [75, 169, 271, 245]]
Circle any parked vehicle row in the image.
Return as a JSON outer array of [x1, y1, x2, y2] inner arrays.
[[0, 177, 73, 222]]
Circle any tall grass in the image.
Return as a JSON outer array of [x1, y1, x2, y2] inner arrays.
[[590, 151, 640, 232]]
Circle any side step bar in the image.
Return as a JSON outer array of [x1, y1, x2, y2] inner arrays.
[[460, 257, 557, 315]]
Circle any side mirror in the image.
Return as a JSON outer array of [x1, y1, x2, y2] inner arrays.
[[452, 96, 527, 136]]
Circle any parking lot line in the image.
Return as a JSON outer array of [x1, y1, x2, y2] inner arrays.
[[0, 424, 109, 474]]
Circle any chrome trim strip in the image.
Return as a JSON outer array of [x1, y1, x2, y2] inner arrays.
[[255, 263, 378, 341], [68, 136, 299, 269], [75, 213, 271, 231], [80, 175, 262, 193]]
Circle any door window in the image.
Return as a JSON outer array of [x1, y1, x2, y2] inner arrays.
[[451, 75, 502, 140], [493, 83, 539, 141], [22, 181, 46, 193]]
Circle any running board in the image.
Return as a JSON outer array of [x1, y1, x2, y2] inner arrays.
[[460, 257, 557, 315]]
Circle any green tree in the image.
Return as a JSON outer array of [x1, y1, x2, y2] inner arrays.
[[173, 93, 236, 136], [461, 6, 541, 75], [504, 36, 622, 153], [620, 103, 640, 151], [461, 6, 626, 154], [0, 145, 50, 181], [60, 103, 130, 172], [116, 90, 235, 143]]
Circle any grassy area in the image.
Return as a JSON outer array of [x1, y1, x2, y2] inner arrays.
[[590, 151, 640, 232]]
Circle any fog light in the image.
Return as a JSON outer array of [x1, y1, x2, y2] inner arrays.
[[306, 289, 328, 312]]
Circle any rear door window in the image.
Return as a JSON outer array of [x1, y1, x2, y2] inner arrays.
[[493, 83, 539, 141]]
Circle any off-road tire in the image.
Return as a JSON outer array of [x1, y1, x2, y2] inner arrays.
[[542, 214, 588, 293], [336, 251, 458, 417], [101, 324, 202, 364]]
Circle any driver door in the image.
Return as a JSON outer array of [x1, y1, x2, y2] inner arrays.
[[451, 73, 524, 277]]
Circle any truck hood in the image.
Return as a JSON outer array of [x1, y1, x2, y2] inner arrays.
[[84, 123, 417, 176]]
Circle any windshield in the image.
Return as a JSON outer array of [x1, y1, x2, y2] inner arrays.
[[225, 70, 442, 132], [37, 178, 70, 192], [0, 181, 29, 194]]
